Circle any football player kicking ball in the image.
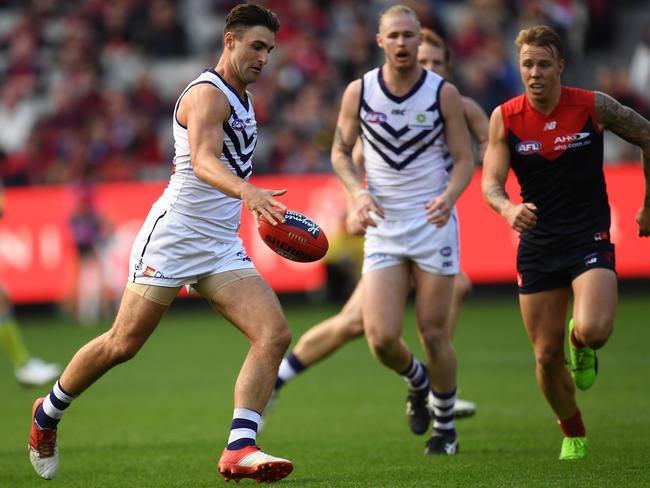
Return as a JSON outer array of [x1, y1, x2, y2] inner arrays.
[[268, 27, 487, 430], [482, 25, 650, 460], [29, 4, 294, 483]]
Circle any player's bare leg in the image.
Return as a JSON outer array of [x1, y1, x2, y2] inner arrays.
[[292, 280, 364, 366], [411, 265, 458, 454], [570, 268, 617, 376], [259, 282, 364, 430], [211, 276, 293, 483], [519, 288, 589, 459], [211, 276, 291, 413], [363, 263, 433, 435], [62, 289, 174, 394], [567, 270, 616, 392], [412, 266, 456, 395], [29, 287, 175, 479], [520, 289, 575, 417], [447, 272, 472, 338], [362, 264, 411, 372]]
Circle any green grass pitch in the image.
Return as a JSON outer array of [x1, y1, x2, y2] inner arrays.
[[2, 294, 649, 487]]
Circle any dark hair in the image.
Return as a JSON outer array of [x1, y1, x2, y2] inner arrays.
[[515, 25, 564, 59], [224, 3, 280, 37], [420, 27, 451, 64]]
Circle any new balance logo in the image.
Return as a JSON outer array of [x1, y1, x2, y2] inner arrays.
[[543, 121, 557, 131]]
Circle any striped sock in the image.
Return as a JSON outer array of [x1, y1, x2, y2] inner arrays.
[[274, 352, 306, 391], [431, 387, 457, 436], [400, 355, 430, 391], [227, 408, 260, 450], [35, 380, 75, 430]]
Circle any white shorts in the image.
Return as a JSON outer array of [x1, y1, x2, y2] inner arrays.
[[362, 211, 460, 276], [128, 206, 255, 287]]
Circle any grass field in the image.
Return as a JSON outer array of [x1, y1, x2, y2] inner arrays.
[[2, 294, 649, 487]]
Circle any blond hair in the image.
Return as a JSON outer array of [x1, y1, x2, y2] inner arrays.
[[378, 4, 420, 31], [515, 25, 564, 59]]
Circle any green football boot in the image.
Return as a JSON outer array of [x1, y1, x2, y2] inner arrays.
[[567, 319, 598, 390], [559, 436, 588, 460]]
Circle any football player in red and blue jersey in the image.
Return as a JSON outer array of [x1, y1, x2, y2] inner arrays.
[[482, 25, 650, 460]]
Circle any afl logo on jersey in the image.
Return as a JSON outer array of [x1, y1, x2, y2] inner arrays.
[[515, 140, 542, 155], [364, 111, 387, 124], [231, 119, 246, 131]]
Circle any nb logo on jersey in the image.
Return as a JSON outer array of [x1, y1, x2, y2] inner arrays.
[[543, 121, 557, 131], [391, 109, 405, 115]]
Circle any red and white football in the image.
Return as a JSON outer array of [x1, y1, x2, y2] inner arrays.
[[258, 209, 328, 262]]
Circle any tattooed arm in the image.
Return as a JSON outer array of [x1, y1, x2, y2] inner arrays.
[[331, 80, 384, 228], [482, 107, 538, 233], [331, 80, 363, 195], [595, 91, 650, 237]]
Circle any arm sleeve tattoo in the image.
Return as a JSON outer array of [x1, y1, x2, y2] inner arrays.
[[595, 92, 650, 206], [332, 126, 361, 192]]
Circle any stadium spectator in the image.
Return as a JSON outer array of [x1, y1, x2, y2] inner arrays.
[[67, 184, 111, 327], [0, 77, 43, 168], [330, 5, 474, 455], [27, 4, 294, 483], [136, 0, 190, 58], [0, 1, 640, 182], [482, 24, 650, 460]]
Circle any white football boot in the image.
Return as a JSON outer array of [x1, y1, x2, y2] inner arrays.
[[29, 397, 59, 479], [218, 445, 293, 483], [16, 358, 61, 387]]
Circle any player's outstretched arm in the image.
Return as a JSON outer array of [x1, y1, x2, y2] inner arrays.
[[183, 84, 286, 225], [594, 91, 650, 237], [426, 82, 473, 227], [331, 80, 384, 228], [482, 107, 537, 233]]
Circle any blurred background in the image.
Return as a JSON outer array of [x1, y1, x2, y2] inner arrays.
[[0, 0, 649, 324]]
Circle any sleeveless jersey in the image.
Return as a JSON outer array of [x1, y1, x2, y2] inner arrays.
[[359, 67, 452, 218], [501, 86, 609, 248], [155, 69, 256, 241]]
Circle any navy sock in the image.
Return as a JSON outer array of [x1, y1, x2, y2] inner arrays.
[[274, 352, 306, 391], [227, 408, 260, 450], [431, 387, 457, 436], [400, 355, 430, 391], [35, 380, 75, 430]]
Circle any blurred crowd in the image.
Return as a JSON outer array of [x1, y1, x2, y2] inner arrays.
[[0, 0, 648, 187]]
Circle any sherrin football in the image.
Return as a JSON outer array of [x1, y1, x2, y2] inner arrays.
[[258, 209, 328, 262]]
